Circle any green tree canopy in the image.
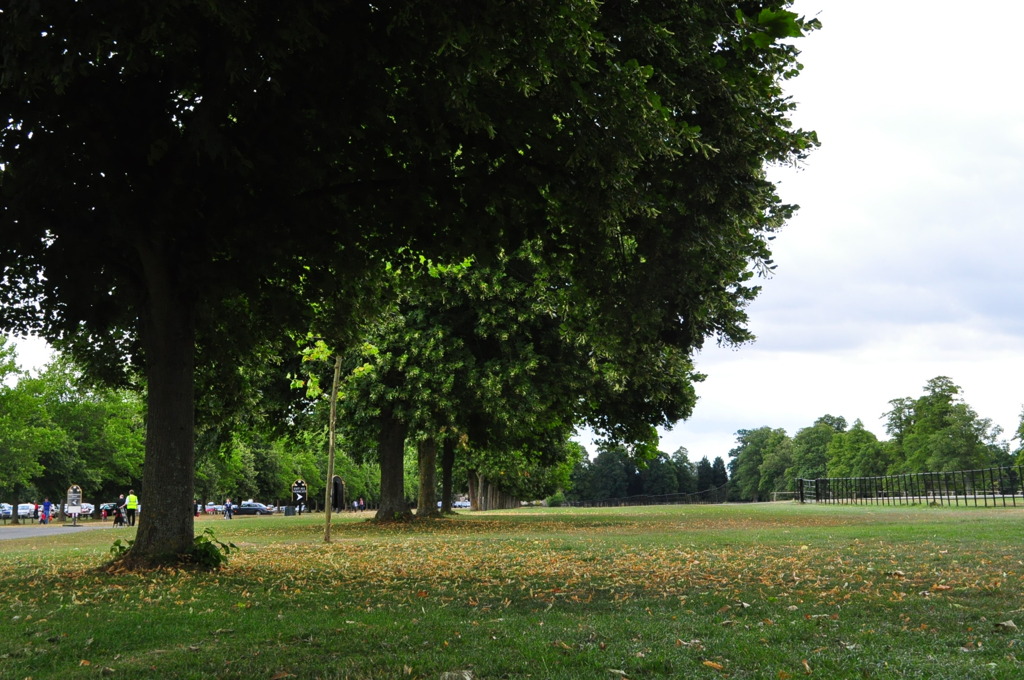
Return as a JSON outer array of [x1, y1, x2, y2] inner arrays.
[[0, 340, 65, 520], [825, 419, 887, 479], [21, 356, 145, 504]]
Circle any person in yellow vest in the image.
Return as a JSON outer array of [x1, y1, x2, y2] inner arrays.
[[125, 489, 139, 527]]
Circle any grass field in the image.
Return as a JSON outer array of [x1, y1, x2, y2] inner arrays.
[[1, 503, 1022, 679]]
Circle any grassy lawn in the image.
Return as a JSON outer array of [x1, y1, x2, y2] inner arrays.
[[1, 503, 1022, 679]]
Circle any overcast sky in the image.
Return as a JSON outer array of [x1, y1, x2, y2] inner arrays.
[[8, 2, 1024, 462], [653, 0, 1024, 461]]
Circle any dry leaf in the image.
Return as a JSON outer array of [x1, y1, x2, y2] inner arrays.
[[703, 660, 725, 671], [802, 659, 812, 674], [995, 620, 1018, 631], [269, 673, 295, 680]]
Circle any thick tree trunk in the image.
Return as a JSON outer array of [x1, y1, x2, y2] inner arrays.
[[416, 437, 440, 517], [10, 484, 22, 526], [375, 404, 411, 521], [440, 437, 455, 513], [127, 243, 196, 563]]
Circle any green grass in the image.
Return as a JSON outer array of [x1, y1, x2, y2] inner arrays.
[[1, 503, 1023, 679]]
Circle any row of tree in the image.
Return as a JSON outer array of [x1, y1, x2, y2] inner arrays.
[[3, 331, 590, 517], [1, 3, 820, 564], [727, 376, 1023, 501]]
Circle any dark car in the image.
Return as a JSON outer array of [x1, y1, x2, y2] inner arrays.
[[234, 502, 275, 516]]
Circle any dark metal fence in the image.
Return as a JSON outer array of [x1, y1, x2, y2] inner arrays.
[[798, 465, 1024, 507], [565, 483, 729, 508]]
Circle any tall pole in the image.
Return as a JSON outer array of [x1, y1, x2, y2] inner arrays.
[[324, 354, 342, 543]]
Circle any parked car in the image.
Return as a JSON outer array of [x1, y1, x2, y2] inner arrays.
[[234, 502, 275, 516], [453, 500, 471, 508], [205, 503, 225, 514], [17, 503, 35, 518], [0, 503, 11, 519]]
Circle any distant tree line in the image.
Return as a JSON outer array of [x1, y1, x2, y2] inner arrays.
[[727, 376, 1023, 502], [564, 444, 728, 504]]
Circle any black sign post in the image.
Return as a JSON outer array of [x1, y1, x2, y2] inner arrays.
[[331, 476, 346, 513], [66, 484, 83, 527], [291, 479, 307, 515]]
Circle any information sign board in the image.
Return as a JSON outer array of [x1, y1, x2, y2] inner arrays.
[[66, 484, 83, 515], [291, 479, 307, 513]]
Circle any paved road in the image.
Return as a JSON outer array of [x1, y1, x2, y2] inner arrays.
[[0, 521, 116, 541]]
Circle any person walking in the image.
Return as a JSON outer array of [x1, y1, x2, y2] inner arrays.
[[223, 498, 234, 519], [125, 489, 139, 527], [40, 498, 52, 524]]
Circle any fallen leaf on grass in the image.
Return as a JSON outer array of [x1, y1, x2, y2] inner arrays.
[[802, 659, 812, 674], [270, 673, 295, 679], [930, 584, 952, 592], [79, 660, 91, 666], [439, 672, 473, 680], [703, 660, 725, 671], [676, 639, 704, 650], [995, 620, 1017, 631]]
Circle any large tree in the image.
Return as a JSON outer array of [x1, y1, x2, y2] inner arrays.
[[790, 415, 846, 481], [886, 377, 1004, 474], [0, 339, 64, 523], [2, 2, 817, 562], [728, 427, 791, 502]]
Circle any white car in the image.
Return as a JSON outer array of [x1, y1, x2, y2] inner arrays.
[[0, 503, 11, 518], [17, 503, 35, 518]]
